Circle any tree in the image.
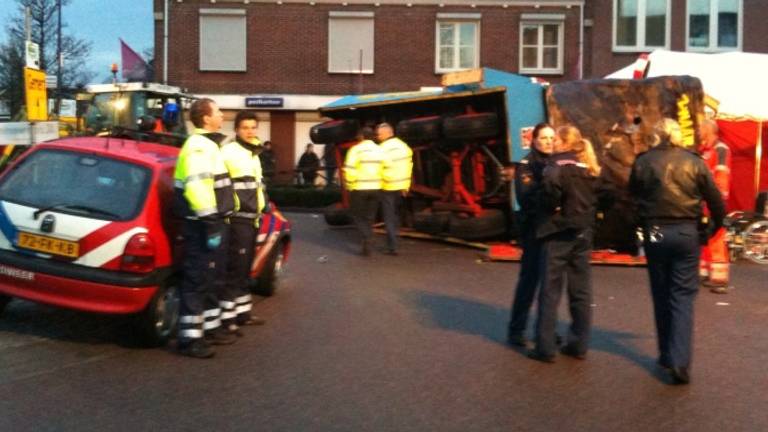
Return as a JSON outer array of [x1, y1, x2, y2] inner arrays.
[[0, 0, 93, 118]]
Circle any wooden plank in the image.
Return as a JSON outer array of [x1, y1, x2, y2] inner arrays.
[[441, 68, 483, 87]]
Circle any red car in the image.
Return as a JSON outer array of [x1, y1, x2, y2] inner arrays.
[[0, 137, 290, 346]]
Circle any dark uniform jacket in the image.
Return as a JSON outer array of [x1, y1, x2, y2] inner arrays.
[[629, 142, 725, 232], [536, 151, 598, 239], [514, 148, 549, 229]]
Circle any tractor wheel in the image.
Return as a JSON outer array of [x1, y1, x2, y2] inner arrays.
[[412, 210, 450, 235], [310, 119, 359, 144], [396, 116, 442, 143], [447, 209, 506, 240], [442, 113, 499, 141], [0, 295, 11, 315], [324, 204, 353, 226]]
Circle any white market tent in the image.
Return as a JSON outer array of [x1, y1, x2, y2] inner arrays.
[[605, 49, 768, 120]]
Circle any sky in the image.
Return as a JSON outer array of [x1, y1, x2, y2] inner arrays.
[[0, 0, 154, 82]]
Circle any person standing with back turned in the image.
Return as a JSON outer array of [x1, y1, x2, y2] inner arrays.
[[629, 118, 725, 384], [343, 126, 384, 256], [377, 122, 413, 256]]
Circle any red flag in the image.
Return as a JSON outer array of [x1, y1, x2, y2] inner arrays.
[[120, 38, 148, 82]]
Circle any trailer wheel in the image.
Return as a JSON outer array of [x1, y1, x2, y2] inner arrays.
[[413, 210, 450, 235], [324, 204, 353, 226], [0, 294, 11, 315], [442, 113, 499, 140], [396, 116, 442, 143], [310, 119, 360, 144], [447, 209, 506, 240]]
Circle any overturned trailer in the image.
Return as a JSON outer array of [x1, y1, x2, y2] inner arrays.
[[312, 68, 706, 251]]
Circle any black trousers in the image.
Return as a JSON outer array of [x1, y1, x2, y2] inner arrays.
[[226, 218, 257, 324], [380, 190, 403, 251], [349, 190, 381, 242], [644, 223, 700, 368], [508, 224, 543, 337], [535, 229, 593, 357], [178, 219, 229, 342]]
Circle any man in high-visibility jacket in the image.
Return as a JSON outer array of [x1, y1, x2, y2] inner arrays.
[[699, 119, 732, 294], [377, 122, 413, 255], [174, 98, 236, 358], [221, 111, 268, 332], [343, 126, 384, 256]]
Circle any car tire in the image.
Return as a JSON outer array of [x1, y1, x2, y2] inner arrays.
[[447, 209, 506, 240], [324, 204, 353, 226], [396, 116, 442, 143], [252, 241, 287, 297], [310, 119, 360, 144], [0, 294, 11, 315], [442, 113, 499, 141], [133, 278, 179, 347], [412, 210, 450, 235]]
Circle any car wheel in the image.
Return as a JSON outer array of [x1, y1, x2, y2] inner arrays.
[[134, 279, 180, 347], [396, 116, 442, 143], [310, 119, 360, 144], [324, 204, 353, 226], [412, 210, 450, 235], [447, 209, 506, 240], [442, 113, 499, 141], [253, 241, 287, 297], [0, 294, 11, 315]]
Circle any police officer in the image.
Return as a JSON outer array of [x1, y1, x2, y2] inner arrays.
[[507, 123, 554, 347], [377, 122, 413, 255], [528, 125, 598, 363], [221, 111, 268, 334], [343, 126, 384, 256], [698, 119, 732, 294], [174, 98, 236, 358], [629, 118, 725, 384]]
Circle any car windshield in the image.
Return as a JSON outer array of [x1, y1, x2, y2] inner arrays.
[[0, 149, 151, 221]]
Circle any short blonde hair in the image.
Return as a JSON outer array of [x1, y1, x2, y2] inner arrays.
[[653, 118, 683, 147], [574, 138, 601, 177]]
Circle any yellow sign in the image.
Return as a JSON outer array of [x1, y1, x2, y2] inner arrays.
[[676, 94, 695, 149], [24, 67, 48, 121]]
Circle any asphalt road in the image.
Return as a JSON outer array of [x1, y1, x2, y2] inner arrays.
[[1, 212, 767, 431]]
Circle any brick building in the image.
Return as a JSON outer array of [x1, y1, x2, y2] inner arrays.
[[153, 0, 585, 180]]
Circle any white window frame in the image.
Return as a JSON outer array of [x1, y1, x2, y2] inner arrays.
[[328, 11, 375, 74], [612, 0, 671, 52], [685, 0, 743, 52], [435, 14, 481, 74], [519, 15, 564, 75], [199, 8, 247, 72]]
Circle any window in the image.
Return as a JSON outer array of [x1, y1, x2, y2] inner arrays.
[[687, 0, 741, 51], [519, 15, 564, 75], [614, 0, 669, 51], [199, 9, 246, 72], [436, 14, 480, 73], [328, 12, 374, 74]]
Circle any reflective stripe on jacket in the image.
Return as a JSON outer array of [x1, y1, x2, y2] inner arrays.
[[380, 137, 413, 191], [220, 138, 266, 220], [174, 129, 235, 219], [343, 139, 384, 191]]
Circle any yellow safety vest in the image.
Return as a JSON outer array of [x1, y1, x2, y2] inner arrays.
[[220, 137, 267, 221], [174, 129, 234, 219], [343, 139, 384, 191], [380, 137, 413, 191]]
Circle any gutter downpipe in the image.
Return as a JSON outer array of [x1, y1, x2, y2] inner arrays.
[[163, 0, 169, 84], [579, 0, 584, 79]]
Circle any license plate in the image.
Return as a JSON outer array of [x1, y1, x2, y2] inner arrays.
[[17, 232, 80, 258]]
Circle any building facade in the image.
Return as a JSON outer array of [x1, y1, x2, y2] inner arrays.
[[153, 0, 584, 181]]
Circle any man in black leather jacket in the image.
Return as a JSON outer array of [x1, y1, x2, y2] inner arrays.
[[629, 118, 725, 384]]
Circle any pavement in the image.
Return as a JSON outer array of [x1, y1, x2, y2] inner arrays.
[[0, 211, 766, 431]]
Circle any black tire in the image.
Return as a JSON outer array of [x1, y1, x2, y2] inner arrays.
[[396, 116, 442, 143], [0, 294, 11, 315], [310, 119, 359, 144], [412, 210, 450, 235], [447, 209, 506, 240], [253, 241, 287, 297], [324, 204, 353, 226], [442, 113, 499, 141], [133, 279, 179, 347]]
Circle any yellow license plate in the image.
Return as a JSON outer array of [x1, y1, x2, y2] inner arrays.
[[17, 232, 80, 258]]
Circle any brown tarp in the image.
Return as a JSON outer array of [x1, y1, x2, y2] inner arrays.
[[546, 76, 707, 252]]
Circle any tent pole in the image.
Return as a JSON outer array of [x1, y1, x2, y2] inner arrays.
[[756, 121, 763, 200]]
